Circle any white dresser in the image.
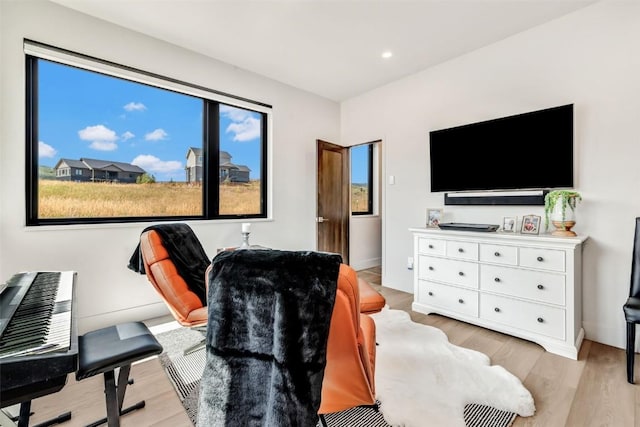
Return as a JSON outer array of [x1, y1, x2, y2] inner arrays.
[[410, 227, 588, 359]]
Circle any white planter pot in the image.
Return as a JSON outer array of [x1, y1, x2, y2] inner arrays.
[[550, 196, 578, 236]]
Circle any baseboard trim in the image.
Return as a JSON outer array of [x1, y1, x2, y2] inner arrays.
[[78, 302, 169, 334], [350, 257, 381, 271]]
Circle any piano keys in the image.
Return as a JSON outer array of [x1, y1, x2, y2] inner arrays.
[[0, 271, 78, 418]]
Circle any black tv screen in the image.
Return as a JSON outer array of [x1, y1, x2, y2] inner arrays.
[[429, 104, 573, 193]]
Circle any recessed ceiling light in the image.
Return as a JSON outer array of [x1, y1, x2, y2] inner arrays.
[[381, 51, 393, 59]]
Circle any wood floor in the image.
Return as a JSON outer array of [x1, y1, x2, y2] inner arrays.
[[21, 266, 640, 426]]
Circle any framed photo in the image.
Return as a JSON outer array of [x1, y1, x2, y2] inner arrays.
[[426, 208, 443, 228], [502, 216, 517, 233], [521, 215, 541, 235]]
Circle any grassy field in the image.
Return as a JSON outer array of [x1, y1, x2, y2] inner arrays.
[[39, 180, 370, 218], [38, 180, 261, 218], [351, 184, 370, 213]]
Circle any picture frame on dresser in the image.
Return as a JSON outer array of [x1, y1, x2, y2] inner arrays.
[[502, 216, 517, 233], [521, 215, 541, 235], [426, 208, 443, 228]]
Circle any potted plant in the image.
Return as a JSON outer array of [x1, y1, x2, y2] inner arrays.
[[544, 190, 582, 236]]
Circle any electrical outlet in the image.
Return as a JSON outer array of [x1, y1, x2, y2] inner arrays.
[[407, 256, 414, 270]]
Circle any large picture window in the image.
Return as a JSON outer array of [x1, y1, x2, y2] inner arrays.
[[25, 42, 269, 225]]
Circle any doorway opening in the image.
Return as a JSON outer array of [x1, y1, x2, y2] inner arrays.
[[316, 140, 382, 273]]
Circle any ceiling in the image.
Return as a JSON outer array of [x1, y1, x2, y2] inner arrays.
[[50, 0, 596, 102]]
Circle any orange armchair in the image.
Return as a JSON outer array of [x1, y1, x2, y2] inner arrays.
[[139, 229, 383, 414], [319, 263, 382, 415], [139, 228, 208, 352]]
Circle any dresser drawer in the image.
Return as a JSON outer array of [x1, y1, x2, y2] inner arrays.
[[480, 265, 566, 306], [480, 294, 565, 340], [418, 238, 446, 256], [446, 241, 479, 261], [520, 247, 565, 272], [419, 280, 479, 317], [479, 244, 518, 266], [419, 256, 479, 289]]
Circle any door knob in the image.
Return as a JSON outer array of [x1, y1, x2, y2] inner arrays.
[[317, 216, 329, 223]]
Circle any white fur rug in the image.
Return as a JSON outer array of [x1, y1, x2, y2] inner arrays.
[[371, 307, 535, 427]]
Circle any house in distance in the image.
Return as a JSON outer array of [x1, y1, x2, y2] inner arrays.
[[185, 147, 250, 183], [54, 158, 145, 183]]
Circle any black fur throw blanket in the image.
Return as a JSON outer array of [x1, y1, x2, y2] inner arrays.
[[197, 249, 341, 427]]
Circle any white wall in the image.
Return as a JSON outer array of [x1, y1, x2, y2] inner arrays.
[[0, 0, 340, 333], [341, 1, 640, 350], [350, 216, 382, 270]]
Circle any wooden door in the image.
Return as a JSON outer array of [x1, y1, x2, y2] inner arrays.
[[317, 140, 349, 264]]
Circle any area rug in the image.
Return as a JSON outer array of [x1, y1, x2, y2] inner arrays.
[[154, 307, 534, 426], [371, 307, 535, 426]]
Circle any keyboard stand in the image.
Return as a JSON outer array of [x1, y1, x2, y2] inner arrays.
[[1, 402, 71, 427]]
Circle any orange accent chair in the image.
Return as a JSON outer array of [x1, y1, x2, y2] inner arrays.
[[319, 263, 383, 415], [139, 229, 208, 353], [139, 228, 384, 413]]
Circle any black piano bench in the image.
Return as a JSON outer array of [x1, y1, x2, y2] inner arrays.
[[76, 322, 163, 427]]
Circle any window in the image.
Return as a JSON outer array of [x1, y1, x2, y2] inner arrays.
[[25, 41, 269, 225], [351, 143, 374, 215]]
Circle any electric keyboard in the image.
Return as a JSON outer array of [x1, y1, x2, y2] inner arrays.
[[0, 271, 78, 409]]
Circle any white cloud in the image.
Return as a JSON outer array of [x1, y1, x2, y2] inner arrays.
[[78, 124, 118, 142], [226, 116, 261, 142], [124, 102, 146, 112], [132, 154, 182, 173], [78, 124, 119, 151], [121, 131, 135, 141], [145, 128, 168, 141], [90, 141, 118, 151], [220, 104, 252, 122], [38, 141, 57, 158], [221, 105, 261, 142]]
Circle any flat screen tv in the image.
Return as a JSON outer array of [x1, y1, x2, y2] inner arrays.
[[429, 104, 573, 193]]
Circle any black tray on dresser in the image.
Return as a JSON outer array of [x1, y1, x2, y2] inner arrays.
[[437, 223, 500, 232]]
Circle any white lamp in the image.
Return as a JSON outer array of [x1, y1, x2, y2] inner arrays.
[[240, 223, 251, 248]]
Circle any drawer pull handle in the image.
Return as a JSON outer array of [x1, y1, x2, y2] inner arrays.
[[537, 284, 544, 290], [494, 307, 500, 313], [494, 277, 501, 283], [429, 244, 434, 249], [458, 271, 464, 276], [494, 252, 500, 257], [458, 248, 464, 253], [428, 266, 434, 271], [537, 317, 544, 323], [537, 256, 544, 262], [428, 291, 433, 296], [458, 299, 464, 304]]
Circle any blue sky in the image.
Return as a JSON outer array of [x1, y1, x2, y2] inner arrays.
[[350, 144, 369, 185], [37, 59, 262, 181]]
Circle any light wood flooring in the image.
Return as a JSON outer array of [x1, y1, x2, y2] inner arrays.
[[21, 266, 640, 426]]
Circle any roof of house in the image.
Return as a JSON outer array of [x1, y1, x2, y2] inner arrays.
[[220, 162, 251, 172], [187, 147, 203, 157], [55, 158, 145, 174], [57, 159, 87, 169], [188, 147, 233, 161]]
